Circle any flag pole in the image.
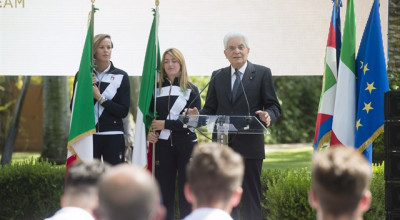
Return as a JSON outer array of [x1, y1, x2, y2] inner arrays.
[[91, 1, 94, 69], [152, 0, 160, 176], [66, 0, 98, 169], [90, 0, 97, 70]]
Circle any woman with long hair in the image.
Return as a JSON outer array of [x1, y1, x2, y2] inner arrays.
[[147, 48, 201, 220]]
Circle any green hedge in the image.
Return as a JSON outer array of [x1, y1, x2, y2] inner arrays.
[[263, 168, 315, 220], [364, 163, 385, 219], [262, 163, 385, 220], [0, 160, 384, 220], [0, 159, 65, 220]]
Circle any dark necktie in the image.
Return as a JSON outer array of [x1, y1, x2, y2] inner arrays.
[[231, 70, 241, 102]]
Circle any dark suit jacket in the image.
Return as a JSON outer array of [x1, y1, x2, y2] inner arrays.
[[200, 61, 281, 159]]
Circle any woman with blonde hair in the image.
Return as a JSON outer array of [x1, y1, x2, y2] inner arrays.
[[147, 48, 201, 220], [71, 34, 130, 165]]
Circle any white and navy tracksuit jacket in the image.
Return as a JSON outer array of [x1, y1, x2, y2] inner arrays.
[[71, 61, 130, 164], [151, 77, 200, 220]]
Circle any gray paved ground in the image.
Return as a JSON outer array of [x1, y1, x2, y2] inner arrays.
[[265, 143, 313, 153]]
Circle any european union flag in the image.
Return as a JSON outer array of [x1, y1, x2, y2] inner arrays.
[[355, 0, 389, 164]]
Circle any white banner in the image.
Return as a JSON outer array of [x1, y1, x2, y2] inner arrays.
[[0, 0, 388, 76]]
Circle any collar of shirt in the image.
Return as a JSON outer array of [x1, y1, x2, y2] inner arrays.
[[44, 207, 95, 220], [231, 62, 247, 89], [183, 207, 233, 220], [94, 63, 111, 82], [230, 61, 247, 78]]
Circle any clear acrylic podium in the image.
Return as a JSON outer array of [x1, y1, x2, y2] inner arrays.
[[179, 115, 269, 146]]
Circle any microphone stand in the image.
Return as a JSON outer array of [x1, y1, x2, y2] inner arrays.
[[182, 69, 223, 128], [239, 72, 251, 130]]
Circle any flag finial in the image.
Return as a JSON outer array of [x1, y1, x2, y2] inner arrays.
[[155, 0, 159, 6], [91, 0, 95, 3], [334, 0, 342, 7]]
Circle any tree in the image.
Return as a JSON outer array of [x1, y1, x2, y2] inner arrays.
[[40, 76, 70, 164], [388, 0, 400, 89], [129, 76, 141, 122], [372, 0, 400, 163], [0, 76, 17, 152], [1, 76, 30, 165]]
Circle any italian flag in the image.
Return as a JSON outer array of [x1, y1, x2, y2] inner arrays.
[[132, 9, 160, 168], [313, 0, 341, 151], [67, 18, 96, 168], [331, 0, 356, 147]]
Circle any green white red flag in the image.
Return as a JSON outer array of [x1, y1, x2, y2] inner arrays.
[[313, 0, 342, 151], [132, 9, 160, 168], [67, 15, 96, 168], [331, 0, 356, 147]]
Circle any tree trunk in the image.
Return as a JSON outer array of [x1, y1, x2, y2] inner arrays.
[[41, 76, 70, 164], [388, 0, 400, 89], [129, 76, 141, 122], [1, 76, 30, 165], [0, 76, 17, 153]]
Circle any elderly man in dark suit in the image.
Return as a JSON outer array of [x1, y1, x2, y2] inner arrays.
[[189, 31, 281, 220]]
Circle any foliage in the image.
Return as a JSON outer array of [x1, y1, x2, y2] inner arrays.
[[271, 76, 322, 144], [262, 164, 385, 220], [0, 159, 65, 220], [388, 71, 400, 90], [10, 152, 41, 163], [189, 76, 209, 109], [261, 168, 288, 218], [364, 162, 385, 220], [372, 133, 384, 164], [68, 76, 75, 98], [264, 168, 315, 220], [190, 76, 213, 143], [0, 76, 17, 153], [0, 158, 385, 220], [0, 76, 42, 156]]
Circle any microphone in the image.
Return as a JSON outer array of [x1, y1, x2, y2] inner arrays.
[[182, 114, 189, 128], [238, 71, 251, 130], [183, 68, 223, 128]]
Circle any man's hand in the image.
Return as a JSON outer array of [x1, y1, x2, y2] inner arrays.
[[184, 107, 199, 115], [255, 110, 271, 127]]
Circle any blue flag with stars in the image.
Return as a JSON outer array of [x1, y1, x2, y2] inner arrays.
[[355, 0, 389, 164]]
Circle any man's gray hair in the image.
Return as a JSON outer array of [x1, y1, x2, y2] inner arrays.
[[223, 31, 250, 49]]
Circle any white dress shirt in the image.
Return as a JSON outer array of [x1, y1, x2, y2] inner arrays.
[[230, 62, 247, 90], [182, 207, 233, 220], [44, 207, 95, 220]]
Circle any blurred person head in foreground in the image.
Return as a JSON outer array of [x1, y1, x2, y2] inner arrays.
[[309, 146, 372, 220]]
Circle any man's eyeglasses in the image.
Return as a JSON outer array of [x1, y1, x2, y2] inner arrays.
[[226, 45, 247, 52]]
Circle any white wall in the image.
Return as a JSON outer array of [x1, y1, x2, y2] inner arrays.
[[0, 0, 388, 76]]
